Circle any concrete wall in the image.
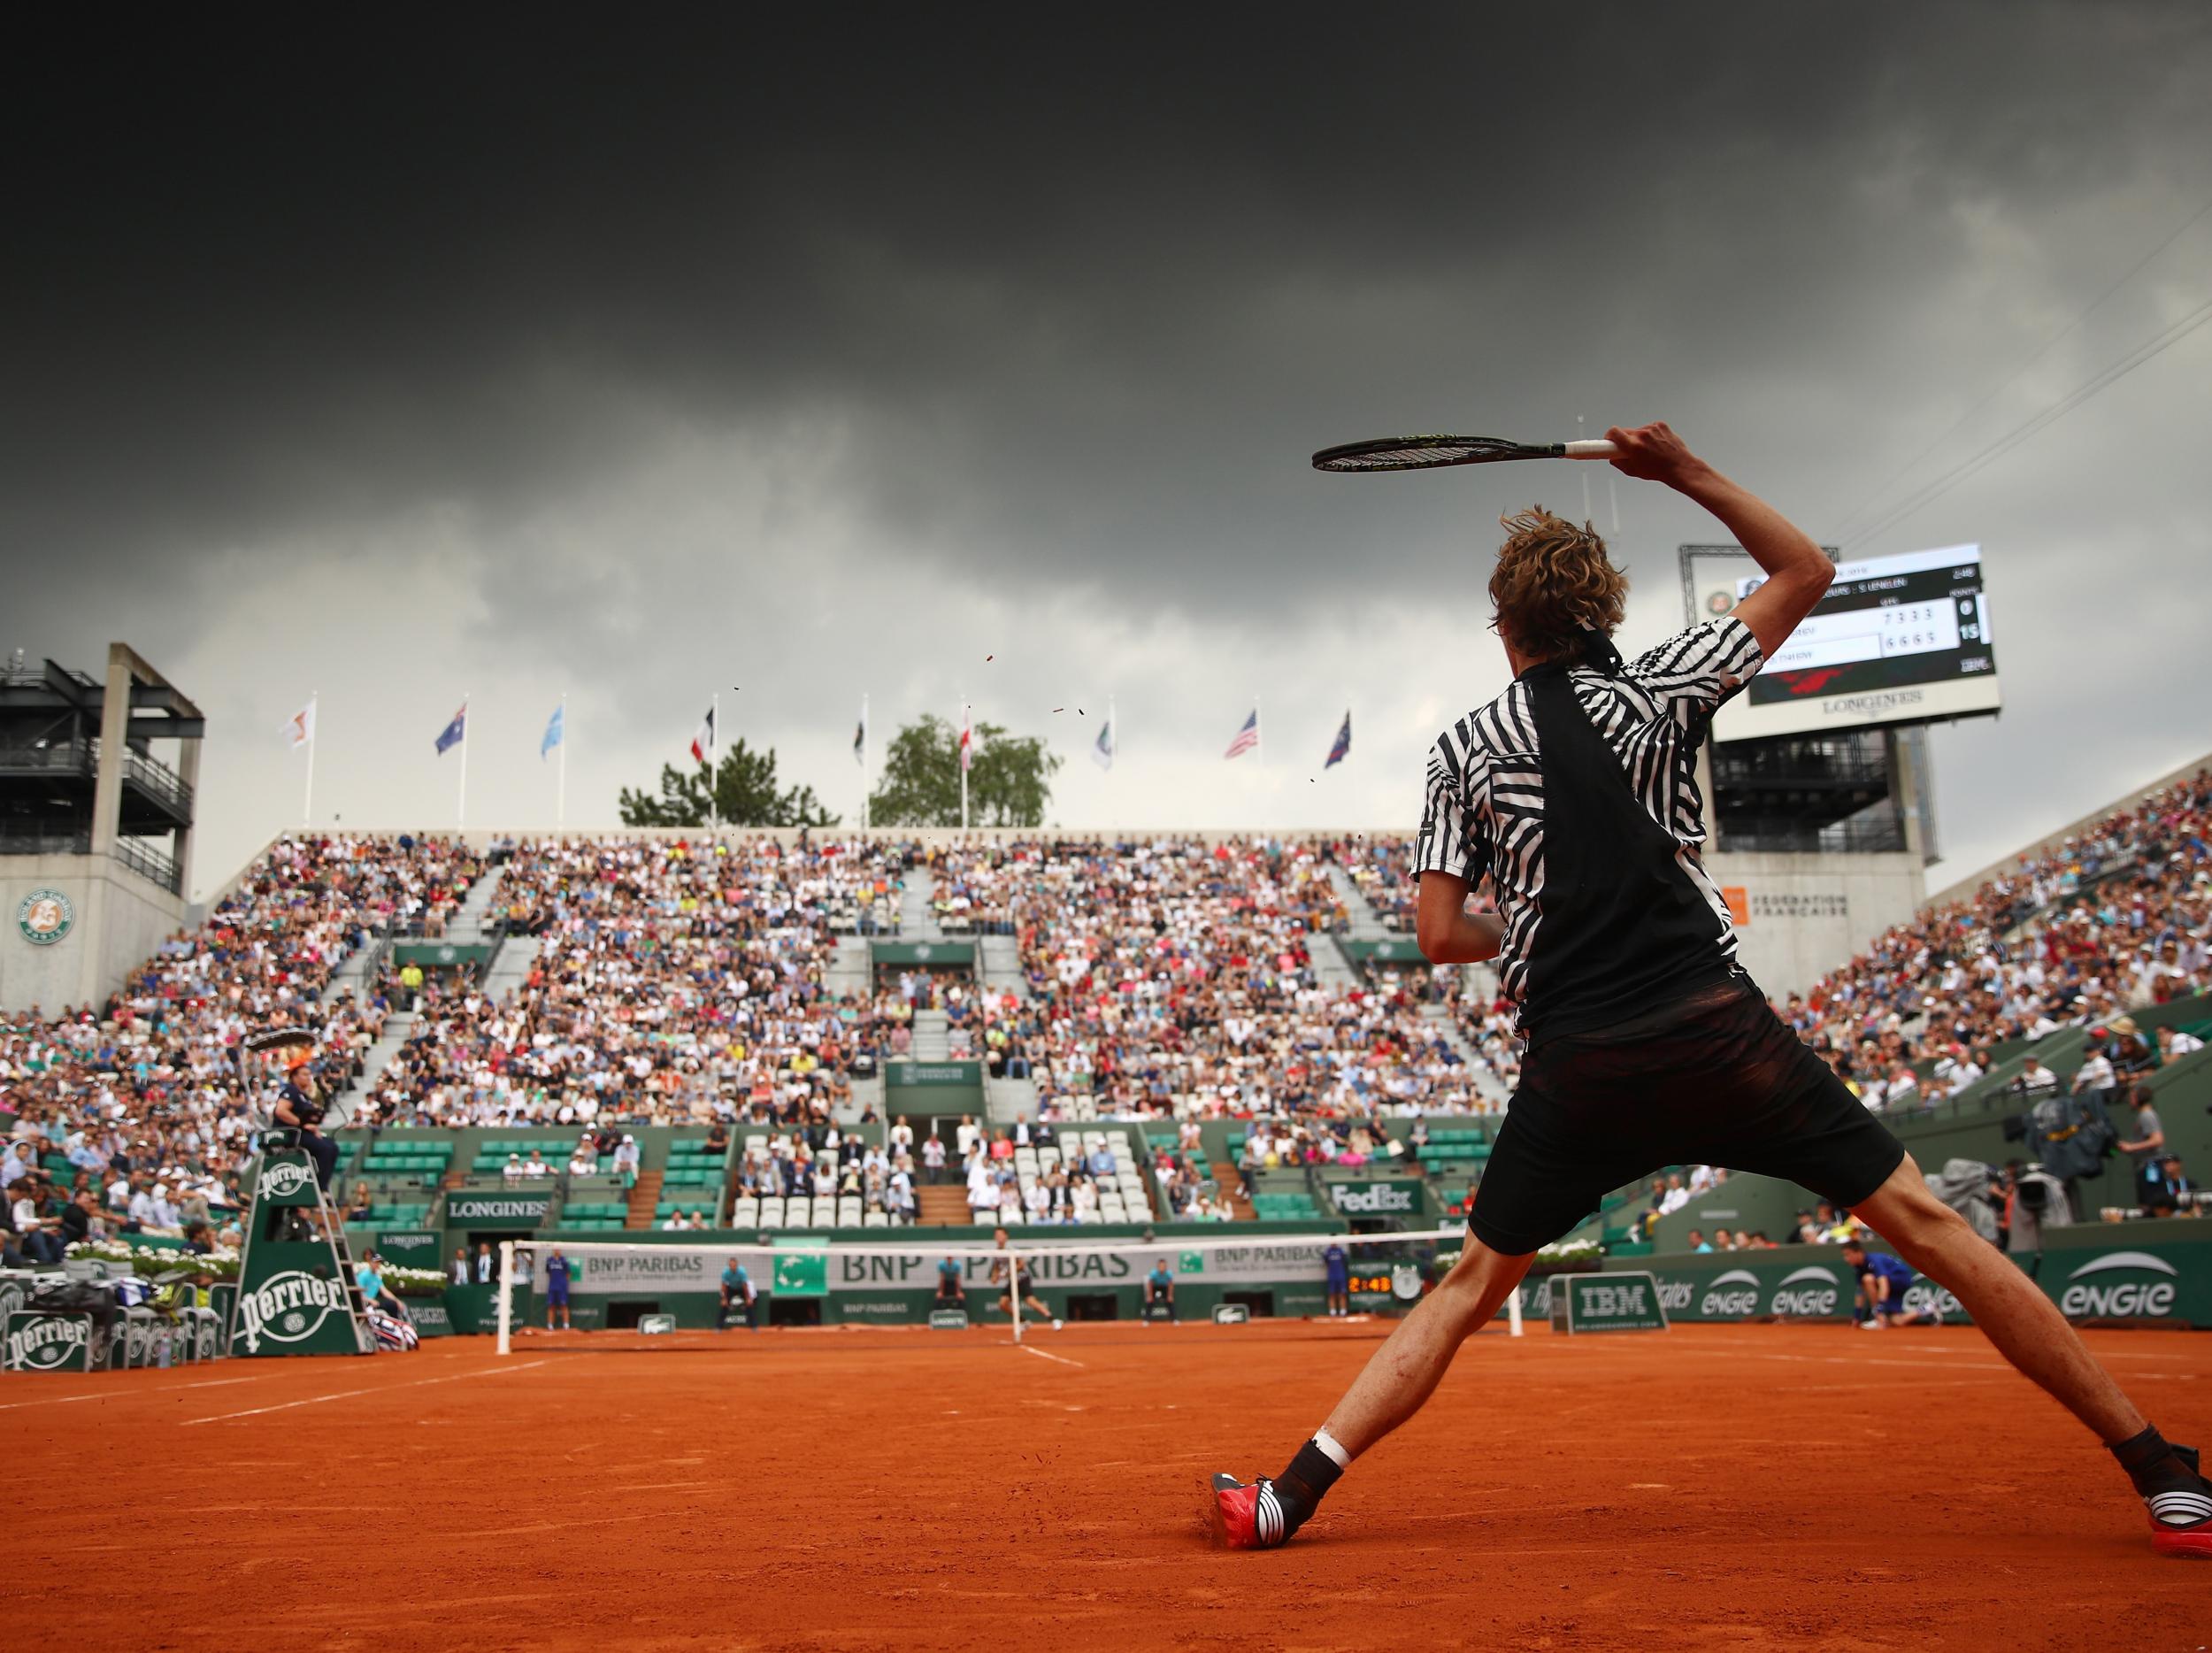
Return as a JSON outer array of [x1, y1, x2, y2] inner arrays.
[[1702, 849, 1926, 1000], [0, 853, 185, 1015]]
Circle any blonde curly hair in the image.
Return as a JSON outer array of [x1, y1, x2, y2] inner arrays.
[[1487, 507, 1628, 661]]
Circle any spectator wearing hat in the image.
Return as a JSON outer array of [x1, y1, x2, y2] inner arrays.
[[611, 1134, 641, 1180]]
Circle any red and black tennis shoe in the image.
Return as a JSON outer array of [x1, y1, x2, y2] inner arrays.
[[1208, 1473, 1292, 1549], [2145, 1444, 2212, 1558]]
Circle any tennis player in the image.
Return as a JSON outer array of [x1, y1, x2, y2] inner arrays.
[[1210, 422, 2211, 1557]]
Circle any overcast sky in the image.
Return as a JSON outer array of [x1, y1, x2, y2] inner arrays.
[[9, 7, 2210, 901]]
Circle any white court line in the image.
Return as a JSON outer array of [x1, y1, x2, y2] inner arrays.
[[182, 1357, 549, 1425], [0, 1372, 273, 1413], [1018, 1344, 1086, 1370]]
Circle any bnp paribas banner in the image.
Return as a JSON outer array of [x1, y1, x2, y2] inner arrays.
[[538, 1237, 1361, 1296]]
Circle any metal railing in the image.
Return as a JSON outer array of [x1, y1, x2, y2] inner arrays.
[[0, 737, 95, 778], [113, 837, 183, 896], [0, 736, 193, 814], [1718, 815, 1908, 854]]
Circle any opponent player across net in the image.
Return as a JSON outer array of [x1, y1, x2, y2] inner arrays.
[[1210, 420, 2212, 1559]]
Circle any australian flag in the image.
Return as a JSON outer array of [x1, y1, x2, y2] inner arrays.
[[434, 703, 467, 756], [1325, 711, 1351, 768]]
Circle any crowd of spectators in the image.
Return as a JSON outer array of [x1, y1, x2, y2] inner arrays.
[[9, 770, 2207, 1257], [1780, 768, 2211, 1109], [2, 833, 483, 1256]]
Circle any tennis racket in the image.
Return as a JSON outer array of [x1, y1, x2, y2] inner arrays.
[[1312, 434, 1620, 473]]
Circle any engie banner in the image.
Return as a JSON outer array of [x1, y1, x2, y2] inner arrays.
[[1525, 1227, 2212, 1328]]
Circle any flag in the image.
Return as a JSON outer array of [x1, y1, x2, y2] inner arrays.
[[283, 700, 315, 750], [1092, 719, 1114, 772], [1325, 710, 1351, 768], [434, 703, 466, 756], [1224, 709, 1259, 760], [541, 703, 564, 760], [689, 703, 716, 765], [853, 710, 866, 765], [959, 707, 975, 772]]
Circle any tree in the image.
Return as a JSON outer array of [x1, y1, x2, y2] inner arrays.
[[867, 714, 1062, 828], [617, 738, 839, 828]]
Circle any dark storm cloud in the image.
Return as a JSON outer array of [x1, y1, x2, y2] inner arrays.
[[7, 6, 2211, 891], [10, 4, 2208, 626]]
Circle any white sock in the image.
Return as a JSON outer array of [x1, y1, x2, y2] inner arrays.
[[1314, 1426, 1352, 1470]]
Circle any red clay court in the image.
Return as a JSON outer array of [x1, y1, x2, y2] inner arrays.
[[9, 1319, 2208, 1650]]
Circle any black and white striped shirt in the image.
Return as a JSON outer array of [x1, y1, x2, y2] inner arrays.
[[1412, 617, 1766, 1018]]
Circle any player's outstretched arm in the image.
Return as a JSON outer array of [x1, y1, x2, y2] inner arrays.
[[1605, 421, 1832, 657], [1415, 872, 1503, 965]]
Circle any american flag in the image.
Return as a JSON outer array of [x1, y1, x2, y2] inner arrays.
[[1325, 711, 1351, 768], [1224, 708, 1259, 760]]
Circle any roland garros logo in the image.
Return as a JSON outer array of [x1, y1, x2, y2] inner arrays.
[[6, 1315, 89, 1370], [257, 1160, 316, 1200], [17, 888, 74, 948], [237, 1272, 349, 1352]]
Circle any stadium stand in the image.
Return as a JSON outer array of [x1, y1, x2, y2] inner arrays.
[[4, 768, 2207, 1265]]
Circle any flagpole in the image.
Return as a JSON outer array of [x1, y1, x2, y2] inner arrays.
[[557, 693, 567, 831], [457, 693, 470, 830], [709, 691, 718, 835], [1255, 694, 1263, 769], [861, 692, 871, 834], [303, 691, 317, 827], [959, 694, 969, 834], [1109, 693, 1117, 834]]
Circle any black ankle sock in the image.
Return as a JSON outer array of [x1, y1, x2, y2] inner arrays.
[[2111, 1426, 2202, 1495], [1272, 1439, 1345, 1534]]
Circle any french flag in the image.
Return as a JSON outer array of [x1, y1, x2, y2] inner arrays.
[[690, 703, 716, 765]]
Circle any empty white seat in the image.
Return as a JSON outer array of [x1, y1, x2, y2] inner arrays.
[[757, 1199, 785, 1226], [864, 1211, 890, 1227]]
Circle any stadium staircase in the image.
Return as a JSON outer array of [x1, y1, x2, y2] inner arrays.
[[979, 934, 1027, 999], [917, 1184, 970, 1226], [482, 934, 538, 999], [333, 1008, 417, 1127], [1326, 864, 1392, 942], [1422, 1003, 1509, 1104], [987, 1073, 1038, 1123], [828, 934, 871, 996], [444, 864, 504, 942], [901, 868, 943, 940], [626, 1168, 663, 1230], [912, 1010, 950, 1060], [1210, 1159, 1256, 1221]]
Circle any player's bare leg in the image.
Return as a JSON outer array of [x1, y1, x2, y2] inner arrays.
[[1852, 1157, 2141, 1441], [1209, 1238, 1531, 1549], [1854, 1155, 2212, 1555]]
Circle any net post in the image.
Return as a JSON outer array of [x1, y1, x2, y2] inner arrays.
[[1010, 1246, 1024, 1346], [496, 1240, 514, 1357], [1508, 1278, 1524, 1339]]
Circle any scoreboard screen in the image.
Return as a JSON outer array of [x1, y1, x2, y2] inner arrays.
[[1706, 544, 2001, 740]]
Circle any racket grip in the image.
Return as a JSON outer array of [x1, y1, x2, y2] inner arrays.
[[1563, 440, 1619, 459]]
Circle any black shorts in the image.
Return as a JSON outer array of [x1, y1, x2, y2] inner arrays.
[[1468, 979, 1906, 1257]]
